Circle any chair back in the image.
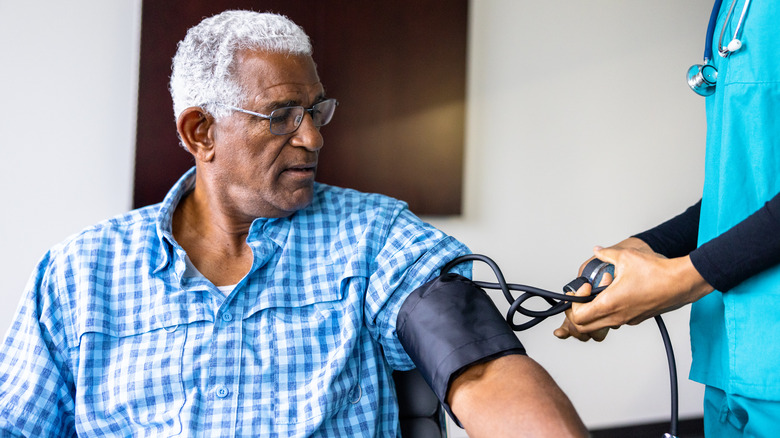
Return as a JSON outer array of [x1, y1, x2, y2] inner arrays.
[[393, 369, 446, 438]]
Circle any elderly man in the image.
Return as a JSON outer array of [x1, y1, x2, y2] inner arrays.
[[0, 11, 585, 437]]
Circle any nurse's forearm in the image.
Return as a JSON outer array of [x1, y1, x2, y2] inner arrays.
[[690, 191, 780, 291], [633, 200, 701, 258]]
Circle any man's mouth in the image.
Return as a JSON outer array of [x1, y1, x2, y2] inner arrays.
[[284, 163, 317, 175]]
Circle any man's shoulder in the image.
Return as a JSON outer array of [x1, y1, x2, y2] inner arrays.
[[312, 183, 408, 216], [51, 204, 162, 257]]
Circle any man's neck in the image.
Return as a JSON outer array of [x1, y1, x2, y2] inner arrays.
[[172, 188, 254, 287]]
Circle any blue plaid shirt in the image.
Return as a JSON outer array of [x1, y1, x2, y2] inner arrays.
[[0, 168, 470, 437]]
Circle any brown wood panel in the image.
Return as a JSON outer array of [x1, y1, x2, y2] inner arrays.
[[135, 1, 467, 215]]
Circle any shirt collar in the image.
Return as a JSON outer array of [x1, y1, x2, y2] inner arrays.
[[151, 167, 296, 274], [153, 167, 196, 274]]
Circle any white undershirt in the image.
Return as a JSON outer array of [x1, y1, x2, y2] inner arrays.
[[184, 255, 236, 296]]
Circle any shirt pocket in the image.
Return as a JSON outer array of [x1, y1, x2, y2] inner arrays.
[[75, 323, 188, 436], [269, 299, 364, 425]]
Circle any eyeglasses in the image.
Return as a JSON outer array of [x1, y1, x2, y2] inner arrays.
[[223, 98, 338, 135]]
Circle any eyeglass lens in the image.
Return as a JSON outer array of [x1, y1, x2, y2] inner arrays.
[[270, 99, 337, 135]]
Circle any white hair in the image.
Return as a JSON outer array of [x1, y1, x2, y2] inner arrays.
[[169, 11, 312, 121]]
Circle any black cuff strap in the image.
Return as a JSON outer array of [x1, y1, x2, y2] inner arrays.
[[397, 273, 526, 427]]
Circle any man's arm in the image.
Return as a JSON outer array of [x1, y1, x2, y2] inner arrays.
[[448, 354, 587, 438], [397, 273, 587, 437], [0, 253, 76, 437]]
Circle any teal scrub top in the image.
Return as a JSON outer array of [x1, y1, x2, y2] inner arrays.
[[691, 0, 780, 400]]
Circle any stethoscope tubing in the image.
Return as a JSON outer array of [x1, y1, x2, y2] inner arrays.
[[703, 0, 724, 62], [704, 0, 752, 62]]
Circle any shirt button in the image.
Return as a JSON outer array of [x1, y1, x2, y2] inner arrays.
[[216, 385, 230, 398], [221, 312, 233, 322], [349, 385, 362, 404]]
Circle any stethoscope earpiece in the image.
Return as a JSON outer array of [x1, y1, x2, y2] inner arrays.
[[726, 38, 743, 53], [687, 63, 718, 96]]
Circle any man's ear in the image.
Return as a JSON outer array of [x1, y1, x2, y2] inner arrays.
[[177, 107, 216, 162]]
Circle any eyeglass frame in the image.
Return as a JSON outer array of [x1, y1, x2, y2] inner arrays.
[[217, 98, 338, 136]]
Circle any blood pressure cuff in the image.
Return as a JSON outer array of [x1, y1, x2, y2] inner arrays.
[[396, 272, 526, 426]]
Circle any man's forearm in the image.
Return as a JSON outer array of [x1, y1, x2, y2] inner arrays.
[[447, 354, 588, 438]]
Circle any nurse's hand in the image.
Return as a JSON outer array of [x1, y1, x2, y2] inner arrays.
[[555, 238, 649, 341], [555, 237, 667, 341], [560, 239, 714, 336], [554, 274, 612, 342]]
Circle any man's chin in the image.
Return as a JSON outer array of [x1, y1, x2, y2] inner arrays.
[[273, 188, 314, 217]]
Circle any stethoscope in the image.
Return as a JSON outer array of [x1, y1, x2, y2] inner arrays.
[[687, 0, 752, 96]]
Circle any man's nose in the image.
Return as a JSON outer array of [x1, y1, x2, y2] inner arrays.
[[289, 111, 324, 151]]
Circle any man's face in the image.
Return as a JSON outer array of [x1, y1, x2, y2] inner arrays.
[[209, 50, 326, 219]]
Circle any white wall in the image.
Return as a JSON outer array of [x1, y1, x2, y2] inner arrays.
[[0, 0, 710, 433], [0, 1, 140, 320]]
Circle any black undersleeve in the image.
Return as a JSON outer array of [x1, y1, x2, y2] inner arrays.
[[634, 192, 780, 292]]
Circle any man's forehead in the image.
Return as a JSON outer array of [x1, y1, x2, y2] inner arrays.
[[255, 82, 325, 104], [235, 50, 323, 105]]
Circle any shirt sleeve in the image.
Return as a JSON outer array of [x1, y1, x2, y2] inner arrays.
[[690, 192, 780, 292], [632, 200, 701, 258], [364, 205, 471, 371], [0, 252, 77, 437], [633, 193, 780, 292]]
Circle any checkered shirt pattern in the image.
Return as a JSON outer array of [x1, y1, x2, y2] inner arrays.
[[0, 167, 470, 437]]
